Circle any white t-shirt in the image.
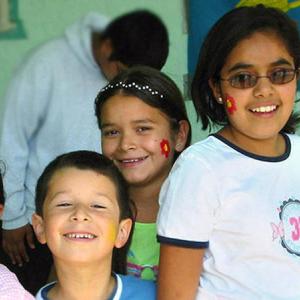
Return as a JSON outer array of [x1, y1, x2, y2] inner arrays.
[[157, 134, 300, 300]]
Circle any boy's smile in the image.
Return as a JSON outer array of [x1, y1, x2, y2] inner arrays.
[[63, 232, 97, 240]]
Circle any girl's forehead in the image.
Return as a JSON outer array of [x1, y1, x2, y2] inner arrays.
[[223, 31, 294, 71], [101, 94, 171, 124]]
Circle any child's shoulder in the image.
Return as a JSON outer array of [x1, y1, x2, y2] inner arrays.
[[116, 274, 156, 300], [286, 133, 300, 157], [35, 282, 55, 300], [287, 133, 300, 145], [180, 134, 216, 156], [175, 134, 229, 169], [0, 264, 34, 299]]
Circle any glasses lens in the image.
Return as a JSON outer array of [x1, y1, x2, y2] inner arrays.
[[230, 73, 256, 88], [270, 69, 295, 84]]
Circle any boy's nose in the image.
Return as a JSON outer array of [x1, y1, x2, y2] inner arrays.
[[70, 205, 90, 221]]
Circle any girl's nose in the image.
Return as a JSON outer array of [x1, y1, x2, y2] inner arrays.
[[253, 76, 275, 98], [119, 134, 136, 151]]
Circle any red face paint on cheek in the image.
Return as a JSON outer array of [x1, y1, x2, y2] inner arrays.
[[225, 94, 237, 114], [160, 139, 170, 158]]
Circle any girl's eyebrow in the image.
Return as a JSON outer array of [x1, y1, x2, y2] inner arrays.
[[227, 58, 294, 73], [270, 58, 294, 67], [101, 119, 156, 128]]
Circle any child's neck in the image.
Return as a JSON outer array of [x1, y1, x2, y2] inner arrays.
[[48, 259, 115, 300], [129, 178, 163, 223], [219, 126, 286, 157]]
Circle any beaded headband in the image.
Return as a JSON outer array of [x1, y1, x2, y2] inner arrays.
[[101, 81, 164, 98]]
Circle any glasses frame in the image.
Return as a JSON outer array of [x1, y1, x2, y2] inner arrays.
[[219, 68, 300, 89]]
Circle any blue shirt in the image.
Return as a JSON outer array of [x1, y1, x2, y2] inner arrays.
[[35, 274, 156, 300]]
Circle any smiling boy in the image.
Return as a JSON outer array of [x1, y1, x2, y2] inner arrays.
[[32, 151, 156, 300]]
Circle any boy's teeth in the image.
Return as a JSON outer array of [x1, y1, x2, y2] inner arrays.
[[65, 233, 95, 239], [251, 105, 276, 113]]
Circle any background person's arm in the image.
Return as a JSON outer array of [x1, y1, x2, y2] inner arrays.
[[0, 46, 51, 265]]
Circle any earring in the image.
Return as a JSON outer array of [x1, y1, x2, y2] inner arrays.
[[217, 97, 223, 104]]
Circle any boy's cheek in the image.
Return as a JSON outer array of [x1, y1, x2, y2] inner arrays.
[[107, 222, 118, 242]]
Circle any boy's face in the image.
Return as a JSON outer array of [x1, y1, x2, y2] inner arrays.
[[33, 167, 131, 264], [95, 39, 127, 80]]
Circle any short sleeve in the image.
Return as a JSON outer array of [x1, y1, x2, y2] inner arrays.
[[157, 149, 220, 248]]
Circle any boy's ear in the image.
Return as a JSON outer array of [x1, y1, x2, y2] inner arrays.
[[174, 120, 190, 152], [32, 213, 47, 244], [100, 38, 113, 59], [114, 218, 132, 249]]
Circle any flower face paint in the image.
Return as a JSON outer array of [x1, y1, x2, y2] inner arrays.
[[226, 94, 237, 114], [160, 139, 170, 158]]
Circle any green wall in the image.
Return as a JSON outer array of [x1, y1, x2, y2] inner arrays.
[[0, 0, 208, 143]]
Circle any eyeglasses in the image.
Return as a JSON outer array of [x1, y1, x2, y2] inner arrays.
[[220, 68, 299, 89]]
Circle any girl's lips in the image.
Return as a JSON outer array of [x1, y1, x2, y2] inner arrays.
[[249, 104, 278, 118], [117, 156, 148, 167], [249, 104, 277, 113]]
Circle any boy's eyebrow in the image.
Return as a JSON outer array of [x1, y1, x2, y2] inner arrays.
[[49, 190, 69, 200], [49, 191, 114, 202], [227, 58, 294, 73], [94, 192, 115, 203], [101, 118, 156, 129]]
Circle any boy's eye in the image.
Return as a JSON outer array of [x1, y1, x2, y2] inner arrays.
[[56, 202, 71, 207], [91, 204, 106, 209]]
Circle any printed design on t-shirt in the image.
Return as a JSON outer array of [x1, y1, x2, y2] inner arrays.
[[127, 250, 158, 280], [271, 198, 300, 256]]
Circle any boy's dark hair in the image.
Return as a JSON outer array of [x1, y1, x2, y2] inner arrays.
[[95, 65, 191, 160], [101, 10, 169, 70], [35, 150, 134, 274], [191, 4, 300, 133]]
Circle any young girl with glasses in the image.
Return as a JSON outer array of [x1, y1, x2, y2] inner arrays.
[[157, 5, 300, 299]]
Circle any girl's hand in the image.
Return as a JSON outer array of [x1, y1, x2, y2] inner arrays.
[[2, 224, 35, 266], [158, 244, 205, 300]]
